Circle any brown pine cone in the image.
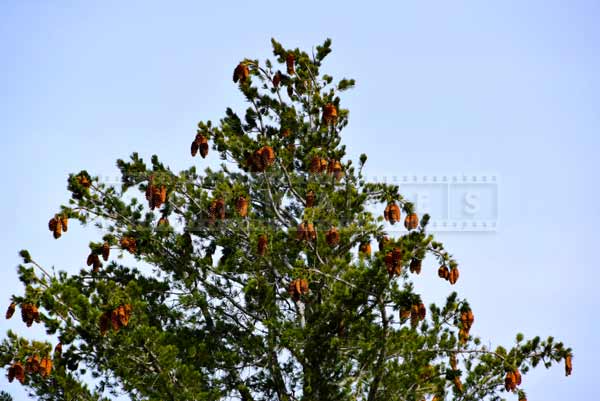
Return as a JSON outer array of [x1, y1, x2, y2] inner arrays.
[[438, 265, 450, 280], [190, 140, 199, 157], [5, 302, 16, 319], [448, 266, 460, 285], [39, 357, 52, 377], [409, 258, 422, 274], [60, 215, 68, 232], [272, 70, 282, 87], [322, 103, 337, 125], [404, 213, 419, 230], [8, 361, 25, 384], [305, 190, 315, 207], [25, 355, 41, 374], [99, 311, 110, 336], [54, 343, 62, 358], [565, 354, 573, 376], [325, 227, 340, 247], [101, 242, 110, 261], [233, 62, 250, 83], [257, 234, 268, 256], [236, 195, 248, 217], [359, 241, 371, 257], [286, 53, 295, 75]]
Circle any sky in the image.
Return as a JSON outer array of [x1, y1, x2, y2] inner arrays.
[[1, 1, 599, 399]]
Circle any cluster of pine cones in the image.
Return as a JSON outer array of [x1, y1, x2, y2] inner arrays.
[[383, 202, 401, 225], [233, 62, 250, 83], [191, 133, 209, 158], [145, 176, 167, 210], [400, 302, 426, 328], [209, 198, 226, 224], [287, 278, 309, 302], [296, 221, 317, 242], [247, 146, 276, 172], [7, 354, 53, 384], [6, 302, 41, 327], [120, 237, 137, 254], [459, 309, 474, 344], [308, 156, 343, 180], [48, 214, 68, 239], [409, 258, 422, 274], [20, 303, 40, 327], [99, 304, 133, 336], [504, 368, 522, 392], [322, 103, 337, 125], [437, 264, 459, 285], [384, 247, 403, 277], [86, 252, 103, 272]]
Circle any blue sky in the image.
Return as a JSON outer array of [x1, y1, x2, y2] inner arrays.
[[1, 1, 598, 399]]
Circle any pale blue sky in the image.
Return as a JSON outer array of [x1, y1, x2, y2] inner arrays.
[[1, 1, 598, 399]]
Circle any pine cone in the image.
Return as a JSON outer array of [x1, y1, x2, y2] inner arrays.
[[410, 304, 420, 328], [565, 354, 573, 376], [198, 135, 209, 158], [514, 369, 522, 386], [438, 265, 450, 280], [296, 222, 308, 241], [5, 302, 16, 319], [286, 53, 295, 75], [273, 70, 282, 87], [309, 156, 321, 173], [404, 213, 419, 230], [322, 103, 337, 125], [101, 242, 110, 261], [505, 371, 516, 392], [233, 62, 250, 83], [409, 258, 422, 274], [448, 266, 460, 285], [389, 203, 401, 225], [325, 227, 340, 247], [259, 146, 276, 169], [54, 343, 62, 358], [328, 160, 343, 180], [417, 302, 426, 320], [53, 216, 62, 239], [399, 307, 411, 320], [99, 311, 110, 336], [60, 215, 68, 232], [25, 355, 41, 374], [236, 196, 248, 217], [359, 242, 371, 257], [8, 361, 25, 384], [48, 216, 58, 232], [190, 140, 199, 157], [257, 234, 268, 256], [40, 357, 52, 377]]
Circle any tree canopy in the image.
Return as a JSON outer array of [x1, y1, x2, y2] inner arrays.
[[1, 39, 572, 401]]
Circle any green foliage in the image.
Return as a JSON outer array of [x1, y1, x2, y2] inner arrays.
[[0, 39, 571, 401]]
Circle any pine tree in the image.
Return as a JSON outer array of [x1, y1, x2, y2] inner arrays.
[[1, 39, 571, 401]]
